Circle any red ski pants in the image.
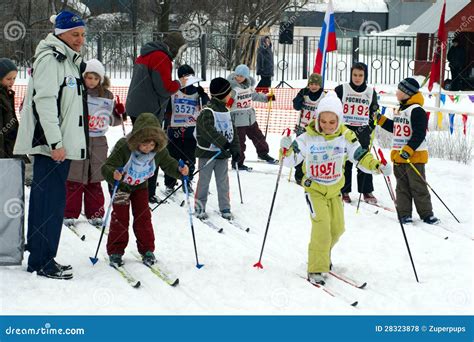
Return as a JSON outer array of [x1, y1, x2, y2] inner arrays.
[[106, 187, 155, 255]]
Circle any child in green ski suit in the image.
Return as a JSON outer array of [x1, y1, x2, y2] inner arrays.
[[280, 92, 391, 285]]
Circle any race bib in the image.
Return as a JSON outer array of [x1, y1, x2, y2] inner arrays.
[[341, 84, 372, 127], [234, 87, 253, 109], [122, 151, 157, 186], [299, 95, 321, 127], [305, 137, 346, 185], [171, 92, 199, 127], [87, 95, 115, 136]]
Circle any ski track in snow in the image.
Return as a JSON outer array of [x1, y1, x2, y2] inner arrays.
[[1, 126, 472, 315]]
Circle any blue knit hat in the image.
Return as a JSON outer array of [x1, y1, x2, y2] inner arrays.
[[50, 11, 85, 35], [234, 64, 250, 79]]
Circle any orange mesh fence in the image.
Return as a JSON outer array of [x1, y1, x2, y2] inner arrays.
[[13, 85, 303, 134]]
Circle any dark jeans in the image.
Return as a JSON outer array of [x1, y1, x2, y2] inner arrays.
[[256, 76, 272, 91], [27, 155, 71, 272], [164, 128, 196, 188], [341, 125, 374, 194]]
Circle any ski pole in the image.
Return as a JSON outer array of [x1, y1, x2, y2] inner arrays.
[[377, 148, 419, 283], [90, 178, 120, 265], [288, 110, 305, 182], [263, 89, 274, 139], [376, 148, 396, 201], [151, 150, 222, 211], [254, 128, 291, 269], [405, 158, 460, 223], [180, 159, 204, 269], [235, 161, 243, 204]]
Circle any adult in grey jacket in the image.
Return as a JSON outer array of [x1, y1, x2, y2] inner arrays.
[[125, 32, 188, 203], [126, 32, 188, 125], [256, 36, 274, 90], [14, 11, 88, 280]]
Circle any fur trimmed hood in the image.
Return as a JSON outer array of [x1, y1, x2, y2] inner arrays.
[[127, 113, 168, 153], [227, 72, 256, 89]]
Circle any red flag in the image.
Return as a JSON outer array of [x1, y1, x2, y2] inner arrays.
[[428, 1, 447, 91], [462, 114, 468, 135]]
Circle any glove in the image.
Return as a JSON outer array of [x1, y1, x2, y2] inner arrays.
[[280, 136, 292, 150], [113, 190, 131, 205], [378, 163, 392, 176], [294, 124, 305, 136], [197, 85, 206, 96], [399, 149, 410, 160], [267, 93, 276, 102], [221, 141, 231, 153], [231, 151, 240, 165], [114, 96, 125, 116]]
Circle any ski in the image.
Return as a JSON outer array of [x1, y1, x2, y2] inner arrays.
[[328, 271, 367, 289], [301, 276, 358, 307], [132, 252, 179, 287], [213, 210, 250, 232], [65, 224, 86, 241], [197, 217, 224, 233], [109, 262, 141, 288], [245, 159, 279, 165], [361, 200, 396, 213]]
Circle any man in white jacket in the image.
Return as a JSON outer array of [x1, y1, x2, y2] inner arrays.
[[14, 11, 88, 280]]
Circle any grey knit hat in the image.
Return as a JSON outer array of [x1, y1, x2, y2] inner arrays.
[[398, 77, 420, 96]]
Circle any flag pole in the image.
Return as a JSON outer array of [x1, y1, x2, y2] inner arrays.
[[436, 41, 444, 109]]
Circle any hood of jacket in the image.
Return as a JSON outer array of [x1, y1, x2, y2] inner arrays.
[[227, 73, 256, 89], [259, 36, 272, 50], [306, 111, 344, 139], [127, 113, 168, 153], [34, 33, 82, 67], [139, 41, 173, 60]]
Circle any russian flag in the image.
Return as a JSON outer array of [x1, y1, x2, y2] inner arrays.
[[313, 0, 337, 82]]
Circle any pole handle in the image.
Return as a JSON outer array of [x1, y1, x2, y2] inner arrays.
[[281, 127, 292, 155]]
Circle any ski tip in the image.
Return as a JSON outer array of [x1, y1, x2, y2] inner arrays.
[[80, 235, 86, 241], [171, 278, 179, 287], [89, 257, 99, 265], [358, 282, 368, 289], [351, 301, 358, 307], [253, 262, 263, 269], [133, 281, 141, 288]]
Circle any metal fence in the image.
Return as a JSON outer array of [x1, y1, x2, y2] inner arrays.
[[1, 30, 453, 84]]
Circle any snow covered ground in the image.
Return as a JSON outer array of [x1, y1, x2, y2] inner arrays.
[[1, 126, 472, 315]]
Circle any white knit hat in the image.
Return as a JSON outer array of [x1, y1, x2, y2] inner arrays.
[[83, 59, 105, 83], [315, 91, 343, 132]]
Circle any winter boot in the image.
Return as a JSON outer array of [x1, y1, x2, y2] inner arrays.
[[141, 251, 157, 266], [308, 272, 326, 285], [221, 209, 233, 220], [88, 217, 103, 227], [54, 259, 73, 272], [37, 263, 73, 280], [109, 254, 124, 267], [399, 216, 413, 224], [363, 193, 378, 204], [238, 164, 253, 171], [258, 153, 278, 164], [195, 209, 208, 220], [423, 215, 440, 225], [341, 193, 351, 204], [63, 218, 75, 227], [148, 195, 160, 204], [164, 186, 175, 196]]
